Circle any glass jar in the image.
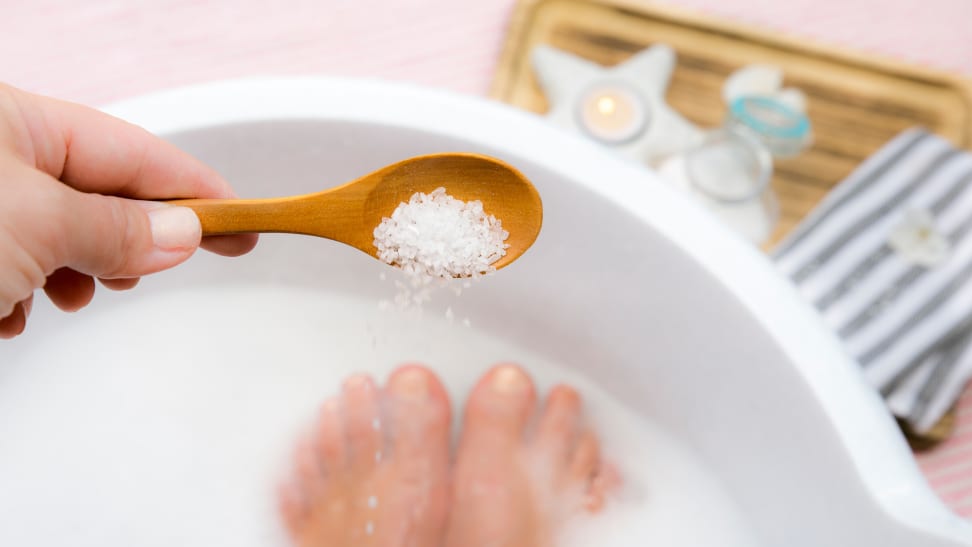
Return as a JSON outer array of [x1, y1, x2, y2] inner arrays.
[[658, 124, 777, 244], [658, 95, 811, 245]]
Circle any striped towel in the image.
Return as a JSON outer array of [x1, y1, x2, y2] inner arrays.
[[775, 129, 972, 433]]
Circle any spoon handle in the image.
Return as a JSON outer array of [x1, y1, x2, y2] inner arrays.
[[170, 197, 330, 236]]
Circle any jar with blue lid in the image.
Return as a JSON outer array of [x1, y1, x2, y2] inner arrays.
[[658, 94, 811, 245], [726, 95, 812, 158]]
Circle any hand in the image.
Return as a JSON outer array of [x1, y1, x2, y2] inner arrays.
[[0, 84, 258, 339]]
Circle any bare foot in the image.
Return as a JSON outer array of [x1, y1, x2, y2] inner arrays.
[[279, 365, 452, 547], [444, 364, 616, 547]]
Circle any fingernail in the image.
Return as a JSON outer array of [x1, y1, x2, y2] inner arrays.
[[491, 365, 529, 395], [147, 206, 201, 250]]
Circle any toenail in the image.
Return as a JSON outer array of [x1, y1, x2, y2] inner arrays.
[[344, 374, 373, 390], [553, 385, 580, 403], [491, 365, 529, 395], [393, 368, 430, 400]]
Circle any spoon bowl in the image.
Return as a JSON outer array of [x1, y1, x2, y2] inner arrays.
[[173, 153, 542, 272]]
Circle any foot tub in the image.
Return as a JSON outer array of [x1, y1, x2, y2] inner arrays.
[[1, 78, 969, 546]]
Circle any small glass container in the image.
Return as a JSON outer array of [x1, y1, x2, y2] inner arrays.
[[658, 95, 812, 244], [681, 126, 779, 244]]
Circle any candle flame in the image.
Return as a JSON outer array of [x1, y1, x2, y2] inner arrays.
[[596, 96, 617, 116]]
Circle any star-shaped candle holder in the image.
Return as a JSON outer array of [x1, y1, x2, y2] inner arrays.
[[531, 44, 703, 165]]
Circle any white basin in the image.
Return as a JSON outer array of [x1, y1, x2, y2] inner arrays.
[[1, 78, 970, 546]]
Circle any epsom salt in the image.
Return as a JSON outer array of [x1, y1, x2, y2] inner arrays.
[[373, 187, 509, 278], [373, 188, 509, 314]]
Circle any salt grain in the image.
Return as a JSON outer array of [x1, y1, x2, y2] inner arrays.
[[373, 187, 509, 279], [373, 187, 509, 314]]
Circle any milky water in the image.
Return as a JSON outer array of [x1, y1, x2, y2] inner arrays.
[[0, 286, 757, 547]]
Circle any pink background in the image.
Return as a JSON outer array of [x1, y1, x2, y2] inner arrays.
[[4, 0, 972, 518], [4, 0, 970, 106]]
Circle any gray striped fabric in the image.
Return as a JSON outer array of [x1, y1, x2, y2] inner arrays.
[[775, 129, 972, 433]]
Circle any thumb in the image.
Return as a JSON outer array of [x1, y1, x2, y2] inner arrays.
[[60, 186, 202, 279]]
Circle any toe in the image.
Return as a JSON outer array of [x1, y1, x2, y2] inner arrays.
[[585, 462, 621, 513], [340, 374, 384, 475], [281, 436, 327, 532], [382, 365, 453, 541], [384, 365, 452, 461], [461, 364, 537, 445], [567, 429, 621, 513], [568, 430, 600, 484], [278, 481, 307, 540], [314, 397, 346, 473], [535, 385, 582, 466], [296, 437, 325, 488]]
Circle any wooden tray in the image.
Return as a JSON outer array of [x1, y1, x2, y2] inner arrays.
[[492, 0, 972, 247], [491, 0, 972, 445]]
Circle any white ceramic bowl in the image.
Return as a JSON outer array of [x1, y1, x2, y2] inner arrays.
[[2, 78, 971, 546]]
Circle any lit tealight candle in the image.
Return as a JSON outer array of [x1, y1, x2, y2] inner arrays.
[[576, 83, 647, 144]]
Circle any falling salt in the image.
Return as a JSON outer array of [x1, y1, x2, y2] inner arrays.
[[374, 450, 382, 463], [365, 521, 374, 535], [367, 496, 378, 509], [371, 418, 381, 431]]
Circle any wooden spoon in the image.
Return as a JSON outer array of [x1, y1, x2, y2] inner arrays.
[[171, 153, 542, 272]]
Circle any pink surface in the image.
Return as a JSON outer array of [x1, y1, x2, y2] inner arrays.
[[672, 0, 972, 75], [921, 389, 972, 517], [3, 0, 972, 520]]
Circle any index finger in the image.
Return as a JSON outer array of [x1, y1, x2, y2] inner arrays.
[[16, 87, 234, 201], [6, 85, 257, 257]]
